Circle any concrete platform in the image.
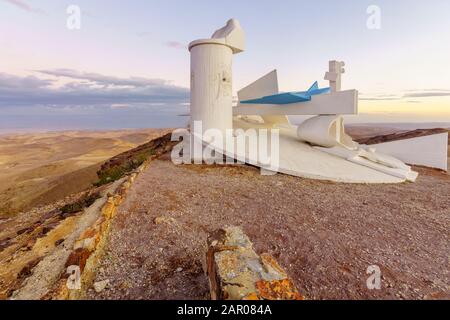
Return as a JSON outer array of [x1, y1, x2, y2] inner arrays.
[[230, 118, 405, 184]]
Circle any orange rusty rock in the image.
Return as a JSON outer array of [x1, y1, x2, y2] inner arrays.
[[122, 182, 131, 190], [113, 195, 122, 206], [99, 219, 110, 234], [119, 184, 129, 196], [42, 279, 69, 300], [216, 250, 239, 272], [102, 201, 116, 219], [260, 253, 287, 276], [255, 279, 304, 300], [65, 248, 92, 273], [205, 227, 304, 301], [26, 238, 36, 250], [93, 216, 106, 229], [242, 292, 260, 300], [80, 227, 97, 240]]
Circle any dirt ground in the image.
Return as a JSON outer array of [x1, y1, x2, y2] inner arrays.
[[88, 155, 449, 300]]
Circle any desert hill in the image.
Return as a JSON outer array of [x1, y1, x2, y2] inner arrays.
[[351, 128, 449, 145], [0, 129, 171, 216]]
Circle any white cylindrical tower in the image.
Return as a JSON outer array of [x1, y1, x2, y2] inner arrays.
[[188, 19, 245, 135], [190, 41, 233, 134]]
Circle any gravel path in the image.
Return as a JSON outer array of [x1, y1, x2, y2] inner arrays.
[[88, 155, 449, 300]]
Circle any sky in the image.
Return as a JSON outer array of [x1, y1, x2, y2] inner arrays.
[[1, 0, 450, 132]]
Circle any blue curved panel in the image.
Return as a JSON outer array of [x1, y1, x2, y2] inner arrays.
[[240, 81, 330, 105]]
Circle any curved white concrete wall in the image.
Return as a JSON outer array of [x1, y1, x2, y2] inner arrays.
[[368, 132, 448, 171], [297, 115, 357, 149], [190, 43, 233, 134]]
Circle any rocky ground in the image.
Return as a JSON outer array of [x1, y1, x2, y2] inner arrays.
[[88, 154, 450, 300], [0, 129, 172, 299], [0, 187, 108, 299]]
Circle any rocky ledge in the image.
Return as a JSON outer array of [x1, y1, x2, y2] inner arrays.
[[205, 226, 303, 300]]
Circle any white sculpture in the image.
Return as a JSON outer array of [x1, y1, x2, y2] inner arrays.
[[186, 19, 447, 183], [231, 55, 424, 181], [324, 60, 345, 92], [235, 70, 358, 117], [211, 19, 245, 53], [366, 132, 449, 171], [296, 115, 419, 181], [236, 70, 289, 125], [189, 19, 245, 134], [297, 115, 358, 150], [315, 146, 419, 182]]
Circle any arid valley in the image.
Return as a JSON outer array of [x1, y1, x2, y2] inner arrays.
[[0, 129, 171, 216]]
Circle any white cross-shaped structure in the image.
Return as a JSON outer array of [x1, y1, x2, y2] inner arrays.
[[324, 60, 345, 92]]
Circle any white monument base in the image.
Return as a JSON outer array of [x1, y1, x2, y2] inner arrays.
[[366, 133, 448, 171], [195, 118, 407, 184]]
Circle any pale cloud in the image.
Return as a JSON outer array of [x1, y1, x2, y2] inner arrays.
[[36, 69, 170, 88], [403, 90, 450, 98], [110, 104, 131, 109], [164, 41, 187, 50], [137, 32, 152, 38], [360, 97, 401, 101], [0, 73, 52, 89], [361, 89, 450, 101], [0, 71, 189, 107], [359, 93, 402, 101], [3, 0, 44, 14]]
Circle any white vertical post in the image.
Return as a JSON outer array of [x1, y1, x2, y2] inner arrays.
[[188, 19, 245, 135], [190, 43, 233, 134]]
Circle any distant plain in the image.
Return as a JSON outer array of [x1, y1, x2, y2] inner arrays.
[[0, 129, 169, 216]]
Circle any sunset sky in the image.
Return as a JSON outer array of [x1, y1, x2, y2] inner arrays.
[[1, 0, 450, 131]]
